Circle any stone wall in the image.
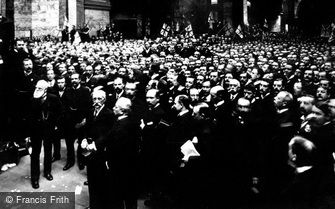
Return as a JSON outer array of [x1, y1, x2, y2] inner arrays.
[[14, 0, 60, 37], [31, 0, 59, 37], [84, 8, 109, 36], [14, 0, 32, 37]]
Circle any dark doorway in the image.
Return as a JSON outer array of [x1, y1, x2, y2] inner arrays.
[[114, 19, 137, 38]]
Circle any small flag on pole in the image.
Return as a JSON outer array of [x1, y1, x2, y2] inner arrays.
[[63, 15, 69, 29], [160, 23, 170, 37], [208, 11, 214, 29], [185, 24, 194, 38], [263, 19, 268, 29], [329, 23, 335, 43], [235, 25, 244, 39], [73, 31, 81, 45], [176, 21, 180, 32], [145, 20, 151, 37]]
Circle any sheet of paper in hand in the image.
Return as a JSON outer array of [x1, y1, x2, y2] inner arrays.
[[180, 140, 200, 162]]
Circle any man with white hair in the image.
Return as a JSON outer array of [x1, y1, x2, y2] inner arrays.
[[228, 79, 242, 105], [106, 97, 139, 209], [269, 91, 299, 194], [29, 80, 62, 189], [81, 89, 114, 209]]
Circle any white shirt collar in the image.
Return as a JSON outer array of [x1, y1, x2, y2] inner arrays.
[[94, 105, 105, 117], [178, 109, 189, 117], [117, 115, 128, 121], [277, 108, 289, 114], [296, 166, 313, 174]]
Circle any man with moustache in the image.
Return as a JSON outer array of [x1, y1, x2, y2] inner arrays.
[[12, 58, 40, 142], [106, 76, 125, 109], [316, 86, 330, 106], [62, 73, 91, 170], [29, 80, 62, 189], [51, 76, 67, 162], [141, 89, 167, 206], [81, 90, 114, 209]]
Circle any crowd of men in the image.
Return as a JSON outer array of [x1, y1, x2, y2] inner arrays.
[[1, 32, 335, 209]]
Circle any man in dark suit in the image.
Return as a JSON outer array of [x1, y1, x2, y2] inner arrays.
[[28, 80, 62, 189], [106, 97, 139, 209], [12, 58, 40, 142], [167, 94, 193, 169], [279, 136, 319, 209], [141, 89, 167, 206], [165, 95, 194, 205], [81, 89, 114, 209], [62, 73, 91, 170], [106, 76, 125, 109], [50, 76, 67, 162], [268, 91, 300, 195], [227, 79, 243, 107]]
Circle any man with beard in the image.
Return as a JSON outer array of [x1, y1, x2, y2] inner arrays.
[[12, 58, 40, 142], [29, 80, 62, 189], [298, 95, 315, 130], [142, 89, 167, 207], [125, 82, 145, 122], [189, 88, 200, 109], [81, 90, 113, 209], [272, 78, 285, 96], [199, 80, 211, 103], [303, 69, 316, 95], [62, 73, 91, 170], [106, 76, 125, 109], [9, 40, 31, 73], [81, 65, 94, 90]]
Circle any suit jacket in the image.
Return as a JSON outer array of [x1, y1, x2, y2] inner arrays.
[[62, 85, 91, 125], [106, 90, 125, 110], [29, 93, 62, 136], [106, 115, 139, 171], [166, 110, 194, 144], [84, 106, 114, 155], [142, 104, 167, 155]]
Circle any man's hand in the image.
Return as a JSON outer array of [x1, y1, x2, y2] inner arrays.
[[81, 138, 88, 149], [75, 118, 86, 129], [87, 141, 97, 151]]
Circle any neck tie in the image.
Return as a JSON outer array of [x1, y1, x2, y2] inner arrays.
[[94, 108, 99, 117]]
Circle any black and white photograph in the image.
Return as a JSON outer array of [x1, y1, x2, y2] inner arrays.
[[1, 0, 335, 208]]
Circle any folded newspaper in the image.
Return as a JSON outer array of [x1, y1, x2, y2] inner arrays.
[[180, 140, 200, 162]]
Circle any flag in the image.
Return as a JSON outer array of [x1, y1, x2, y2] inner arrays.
[[321, 25, 331, 37], [63, 15, 69, 29], [329, 23, 335, 43], [263, 19, 268, 29], [145, 20, 151, 37], [235, 25, 244, 39], [271, 15, 281, 33], [185, 24, 194, 38], [208, 11, 214, 29], [73, 31, 81, 45], [176, 21, 180, 32], [160, 23, 170, 37]]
